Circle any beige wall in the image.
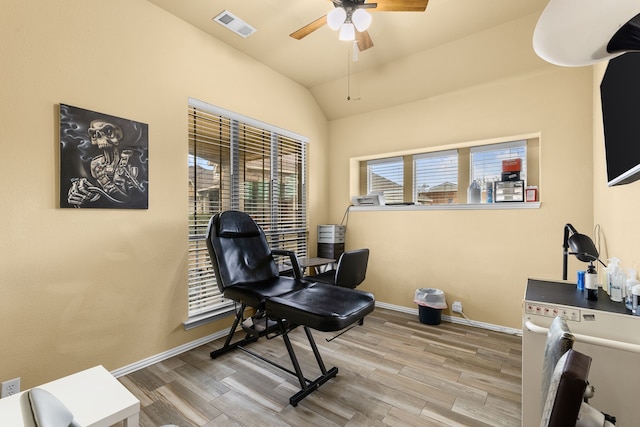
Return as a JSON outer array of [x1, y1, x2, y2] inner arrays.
[[0, 0, 611, 390], [0, 0, 329, 388], [328, 65, 594, 329], [593, 62, 640, 275]]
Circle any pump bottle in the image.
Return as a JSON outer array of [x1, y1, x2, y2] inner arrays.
[[626, 270, 639, 311], [607, 258, 624, 302]]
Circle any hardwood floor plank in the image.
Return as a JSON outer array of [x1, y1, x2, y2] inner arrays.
[[485, 393, 522, 420], [171, 362, 230, 400], [154, 381, 222, 425], [372, 368, 459, 409], [420, 402, 495, 427], [382, 405, 438, 427], [452, 396, 520, 427], [457, 371, 521, 403], [396, 365, 486, 406], [119, 308, 522, 426]]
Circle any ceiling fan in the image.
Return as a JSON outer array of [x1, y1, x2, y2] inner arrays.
[[290, 0, 429, 51]]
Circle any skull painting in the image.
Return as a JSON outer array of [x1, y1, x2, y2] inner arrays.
[[60, 104, 148, 209], [89, 120, 123, 149]]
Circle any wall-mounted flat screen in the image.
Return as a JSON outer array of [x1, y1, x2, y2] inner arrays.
[[600, 52, 640, 186]]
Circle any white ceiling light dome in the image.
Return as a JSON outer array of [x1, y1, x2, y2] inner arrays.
[[339, 23, 356, 41], [352, 9, 372, 32], [327, 7, 347, 31]]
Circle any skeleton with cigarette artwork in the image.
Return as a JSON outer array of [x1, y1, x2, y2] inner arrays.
[[59, 103, 149, 209], [67, 120, 143, 206]]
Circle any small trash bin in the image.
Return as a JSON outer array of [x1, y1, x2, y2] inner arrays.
[[414, 288, 447, 325]]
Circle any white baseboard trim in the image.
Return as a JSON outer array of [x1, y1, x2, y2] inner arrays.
[[374, 301, 522, 336], [110, 328, 231, 378], [111, 303, 522, 378]]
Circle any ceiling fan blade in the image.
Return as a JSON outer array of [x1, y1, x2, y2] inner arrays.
[[290, 15, 328, 40], [372, 0, 429, 12], [356, 30, 374, 51]]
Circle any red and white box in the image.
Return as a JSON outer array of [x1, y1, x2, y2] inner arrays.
[[502, 158, 522, 172]]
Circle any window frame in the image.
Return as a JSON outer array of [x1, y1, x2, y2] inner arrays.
[[366, 156, 404, 204], [413, 149, 459, 205], [354, 134, 540, 211], [470, 140, 527, 200], [185, 98, 309, 329]]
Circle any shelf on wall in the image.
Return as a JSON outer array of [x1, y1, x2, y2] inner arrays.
[[349, 202, 541, 212]]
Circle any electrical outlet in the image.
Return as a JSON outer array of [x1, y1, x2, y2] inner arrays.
[[452, 301, 463, 313], [1, 377, 20, 398]]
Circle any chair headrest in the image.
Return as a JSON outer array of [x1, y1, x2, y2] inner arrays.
[[216, 211, 261, 237]]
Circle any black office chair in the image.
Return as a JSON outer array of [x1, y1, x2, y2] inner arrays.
[[205, 210, 375, 406], [305, 248, 369, 288]]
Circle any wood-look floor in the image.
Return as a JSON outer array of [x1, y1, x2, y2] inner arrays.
[[117, 308, 522, 427]]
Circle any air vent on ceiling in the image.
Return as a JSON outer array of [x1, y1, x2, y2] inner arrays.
[[213, 10, 256, 38]]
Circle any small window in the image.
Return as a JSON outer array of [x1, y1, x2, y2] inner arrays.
[[367, 157, 403, 203], [470, 140, 526, 197], [357, 136, 537, 208], [414, 150, 458, 205]]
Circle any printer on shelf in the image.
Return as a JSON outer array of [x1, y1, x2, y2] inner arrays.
[[352, 192, 385, 206]]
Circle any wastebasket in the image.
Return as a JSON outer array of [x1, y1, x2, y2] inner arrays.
[[414, 288, 447, 325]]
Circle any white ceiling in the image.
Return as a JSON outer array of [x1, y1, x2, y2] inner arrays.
[[147, 0, 550, 119]]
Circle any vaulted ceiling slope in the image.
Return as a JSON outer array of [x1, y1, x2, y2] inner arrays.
[[147, 0, 552, 120]]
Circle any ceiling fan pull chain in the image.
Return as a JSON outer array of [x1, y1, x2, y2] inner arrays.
[[347, 42, 361, 101], [347, 46, 352, 100]]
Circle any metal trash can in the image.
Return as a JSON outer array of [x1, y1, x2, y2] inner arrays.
[[414, 288, 447, 325]]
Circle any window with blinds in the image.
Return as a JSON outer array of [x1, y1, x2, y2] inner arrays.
[[413, 150, 458, 205], [187, 98, 308, 326], [470, 140, 526, 190], [367, 157, 403, 204], [361, 137, 536, 207]]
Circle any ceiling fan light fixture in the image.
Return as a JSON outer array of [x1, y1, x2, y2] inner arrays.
[[352, 9, 372, 32], [327, 7, 347, 31], [339, 23, 356, 41]]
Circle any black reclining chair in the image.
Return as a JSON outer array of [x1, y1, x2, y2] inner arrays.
[[205, 210, 375, 406]]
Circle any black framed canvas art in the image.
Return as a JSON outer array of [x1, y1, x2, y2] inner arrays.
[[59, 104, 149, 209]]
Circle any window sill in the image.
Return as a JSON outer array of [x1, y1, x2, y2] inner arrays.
[[349, 202, 541, 212], [183, 305, 235, 330]]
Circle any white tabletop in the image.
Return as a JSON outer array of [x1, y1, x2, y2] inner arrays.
[[0, 365, 139, 427]]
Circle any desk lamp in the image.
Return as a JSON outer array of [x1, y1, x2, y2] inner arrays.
[[563, 223, 606, 300]]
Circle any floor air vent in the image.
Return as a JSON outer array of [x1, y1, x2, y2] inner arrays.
[[213, 10, 256, 38]]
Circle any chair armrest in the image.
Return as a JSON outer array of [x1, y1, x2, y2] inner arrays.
[[272, 249, 302, 279]]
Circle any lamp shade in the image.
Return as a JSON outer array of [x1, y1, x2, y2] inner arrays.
[[352, 9, 372, 32], [568, 233, 599, 263], [327, 7, 347, 31], [533, 0, 640, 66], [339, 23, 356, 41]]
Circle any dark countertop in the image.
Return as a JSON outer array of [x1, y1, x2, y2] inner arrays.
[[526, 278, 631, 315]]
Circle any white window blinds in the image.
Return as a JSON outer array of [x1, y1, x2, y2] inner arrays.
[[187, 98, 308, 323], [470, 140, 526, 188], [413, 150, 458, 205], [367, 157, 403, 203]]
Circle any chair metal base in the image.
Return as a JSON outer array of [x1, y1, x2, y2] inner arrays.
[[210, 304, 339, 406]]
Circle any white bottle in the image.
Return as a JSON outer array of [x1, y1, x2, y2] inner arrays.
[[467, 180, 481, 204], [606, 257, 621, 296], [633, 284, 640, 315], [609, 259, 624, 302], [626, 269, 638, 310]]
